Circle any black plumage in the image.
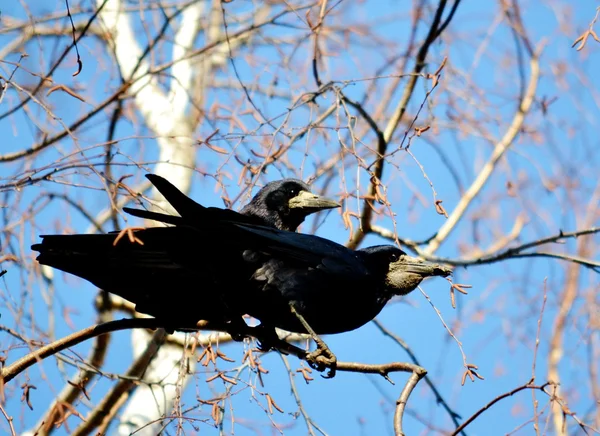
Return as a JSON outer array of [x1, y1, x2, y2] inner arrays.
[[234, 230, 452, 334], [32, 175, 340, 331], [165, 219, 452, 336], [32, 174, 451, 345], [143, 174, 340, 232], [117, 181, 452, 337]]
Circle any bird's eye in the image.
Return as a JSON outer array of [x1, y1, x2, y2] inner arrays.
[[390, 253, 400, 262]]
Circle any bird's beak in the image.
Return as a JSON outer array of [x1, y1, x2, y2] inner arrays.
[[288, 190, 340, 211], [387, 255, 452, 296], [393, 255, 453, 278]]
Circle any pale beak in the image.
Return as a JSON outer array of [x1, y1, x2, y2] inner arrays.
[[387, 256, 452, 296], [394, 256, 453, 278], [288, 190, 340, 211]]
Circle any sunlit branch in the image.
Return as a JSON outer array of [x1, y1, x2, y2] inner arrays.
[[424, 50, 541, 255]]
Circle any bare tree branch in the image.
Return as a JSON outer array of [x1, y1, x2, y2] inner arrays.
[[0, 318, 174, 384], [424, 50, 541, 255]]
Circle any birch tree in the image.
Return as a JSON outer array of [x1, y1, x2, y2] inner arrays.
[[1, 1, 599, 435]]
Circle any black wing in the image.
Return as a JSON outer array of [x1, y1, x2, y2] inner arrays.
[[229, 222, 370, 277], [209, 222, 384, 334], [145, 174, 206, 218], [122, 175, 366, 277]]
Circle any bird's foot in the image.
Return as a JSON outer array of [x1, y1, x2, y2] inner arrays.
[[248, 325, 283, 352], [257, 339, 273, 352], [305, 340, 337, 378], [225, 316, 254, 342], [288, 303, 338, 378]]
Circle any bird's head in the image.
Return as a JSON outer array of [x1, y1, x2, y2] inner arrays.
[[364, 246, 452, 296], [241, 179, 340, 231]]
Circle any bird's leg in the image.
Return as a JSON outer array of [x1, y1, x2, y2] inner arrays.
[[241, 324, 287, 353], [224, 316, 252, 342], [247, 325, 317, 361], [289, 303, 337, 378]]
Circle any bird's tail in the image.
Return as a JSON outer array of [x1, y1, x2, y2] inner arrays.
[[31, 228, 207, 318]]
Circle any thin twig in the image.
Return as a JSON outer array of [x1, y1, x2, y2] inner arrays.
[[0, 403, 17, 436], [531, 278, 548, 436], [424, 50, 541, 255], [34, 292, 114, 435], [450, 381, 552, 436], [280, 355, 323, 436], [418, 286, 483, 385], [347, 0, 459, 250], [71, 329, 168, 436], [420, 227, 600, 272]]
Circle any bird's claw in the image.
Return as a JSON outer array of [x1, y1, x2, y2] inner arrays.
[[305, 344, 337, 378], [257, 339, 272, 351], [244, 325, 283, 352]]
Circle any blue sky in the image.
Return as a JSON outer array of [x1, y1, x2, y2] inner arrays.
[[1, 1, 600, 435]]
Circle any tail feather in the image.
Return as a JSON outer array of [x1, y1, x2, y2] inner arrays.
[[30, 174, 275, 327], [31, 228, 227, 325]]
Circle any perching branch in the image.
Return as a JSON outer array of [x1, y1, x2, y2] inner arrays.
[[0, 318, 209, 384]]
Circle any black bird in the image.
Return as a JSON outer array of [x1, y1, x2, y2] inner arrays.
[[121, 191, 452, 334], [121, 202, 452, 375], [32, 175, 340, 331], [231, 227, 452, 335], [145, 174, 340, 232]]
